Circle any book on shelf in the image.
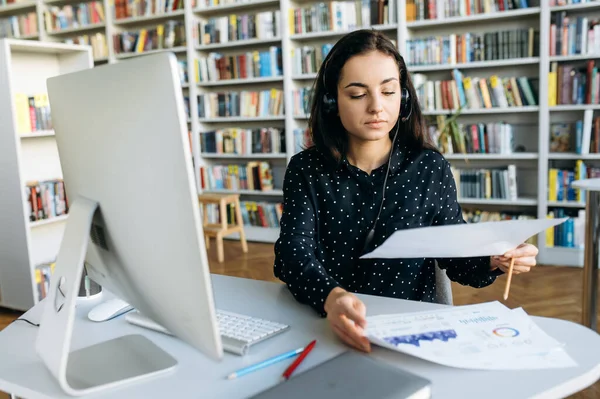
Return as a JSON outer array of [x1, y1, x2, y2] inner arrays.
[[428, 121, 516, 155], [196, 47, 283, 82], [549, 10, 600, 58], [451, 165, 518, 201], [44, 1, 105, 32], [0, 12, 38, 39], [113, 20, 185, 54], [292, 43, 333, 75], [25, 179, 69, 223], [293, 128, 313, 154], [289, 0, 396, 35], [198, 10, 281, 45], [550, 0, 600, 7], [14, 93, 52, 134], [34, 260, 56, 302], [406, 28, 538, 67], [198, 89, 284, 118], [113, 0, 184, 20], [415, 69, 538, 112], [549, 61, 600, 106], [549, 113, 600, 154], [200, 127, 285, 154], [548, 160, 596, 202], [199, 161, 274, 191], [406, 0, 532, 22], [203, 200, 282, 229], [63, 33, 109, 60], [292, 87, 313, 116], [546, 208, 584, 249]]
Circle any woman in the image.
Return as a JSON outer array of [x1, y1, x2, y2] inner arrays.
[[273, 30, 538, 353]]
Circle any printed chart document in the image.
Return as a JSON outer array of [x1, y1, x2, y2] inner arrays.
[[360, 217, 568, 259], [365, 301, 577, 370]]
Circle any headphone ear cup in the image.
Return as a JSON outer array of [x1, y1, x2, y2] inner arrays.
[[400, 88, 412, 121], [323, 93, 337, 114]]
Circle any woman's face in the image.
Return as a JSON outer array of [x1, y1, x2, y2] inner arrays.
[[336, 50, 402, 144]]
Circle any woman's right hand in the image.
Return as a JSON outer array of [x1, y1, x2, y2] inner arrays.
[[324, 287, 371, 352]]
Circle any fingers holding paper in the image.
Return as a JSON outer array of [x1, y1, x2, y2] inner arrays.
[[324, 287, 371, 353], [491, 243, 539, 275]]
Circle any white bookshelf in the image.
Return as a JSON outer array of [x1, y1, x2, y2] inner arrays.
[[2, 0, 598, 266], [0, 39, 92, 311]]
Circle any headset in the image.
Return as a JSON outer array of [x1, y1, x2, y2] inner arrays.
[[319, 51, 412, 254]]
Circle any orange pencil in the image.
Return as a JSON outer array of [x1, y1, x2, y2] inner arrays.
[[282, 340, 317, 380], [503, 257, 516, 300]]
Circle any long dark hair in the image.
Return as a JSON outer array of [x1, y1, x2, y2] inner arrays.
[[308, 29, 436, 164]]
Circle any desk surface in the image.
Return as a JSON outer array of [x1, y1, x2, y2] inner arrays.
[[572, 177, 600, 190], [1, 275, 600, 399]]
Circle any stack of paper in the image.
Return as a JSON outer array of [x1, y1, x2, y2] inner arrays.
[[365, 301, 576, 370]]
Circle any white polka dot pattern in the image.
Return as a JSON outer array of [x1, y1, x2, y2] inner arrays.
[[273, 145, 499, 316]]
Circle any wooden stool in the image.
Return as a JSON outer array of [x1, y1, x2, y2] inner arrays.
[[198, 193, 248, 263]]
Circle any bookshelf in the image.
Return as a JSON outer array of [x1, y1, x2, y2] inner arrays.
[[2, 0, 599, 265], [0, 39, 92, 311]]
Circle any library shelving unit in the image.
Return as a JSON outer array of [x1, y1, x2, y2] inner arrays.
[[0, 39, 93, 311], [3, 0, 600, 265]]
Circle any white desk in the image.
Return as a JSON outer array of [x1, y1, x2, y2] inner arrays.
[[1, 275, 600, 399]]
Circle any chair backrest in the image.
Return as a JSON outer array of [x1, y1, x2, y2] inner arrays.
[[434, 261, 453, 305]]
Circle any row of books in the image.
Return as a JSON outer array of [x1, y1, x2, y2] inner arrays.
[[550, 13, 600, 57], [200, 127, 286, 155], [406, 28, 538, 67], [0, 12, 37, 39], [291, 43, 333, 75], [428, 122, 517, 155], [549, 113, 600, 154], [198, 11, 281, 45], [199, 162, 274, 191], [14, 93, 52, 134], [204, 201, 282, 229], [415, 72, 538, 111], [64, 33, 109, 60], [292, 87, 313, 116], [549, 60, 600, 106], [34, 261, 55, 302], [25, 180, 69, 222], [289, 0, 396, 35], [406, 0, 531, 22], [198, 89, 284, 118], [113, 0, 183, 20], [293, 128, 312, 153], [195, 47, 283, 82], [548, 161, 599, 202], [113, 21, 185, 54], [451, 165, 518, 201], [195, 0, 254, 8], [550, 1, 600, 6], [44, 2, 105, 33], [546, 208, 584, 249]]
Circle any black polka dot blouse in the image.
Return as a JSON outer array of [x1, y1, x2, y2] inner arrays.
[[274, 144, 503, 317]]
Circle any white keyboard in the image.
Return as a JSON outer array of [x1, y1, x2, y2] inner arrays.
[[125, 309, 289, 356]]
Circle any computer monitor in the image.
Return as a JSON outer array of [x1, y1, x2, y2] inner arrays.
[[35, 53, 222, 396]]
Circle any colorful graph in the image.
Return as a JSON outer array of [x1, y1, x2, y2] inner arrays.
[[384, 329, 458, 347], [493, 327, 520, 338]]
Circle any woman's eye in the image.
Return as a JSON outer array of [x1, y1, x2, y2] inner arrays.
[[383, 91, 396, 96], [350, 94, 366, 99]]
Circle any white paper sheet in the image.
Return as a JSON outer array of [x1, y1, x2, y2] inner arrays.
[[360, 217, 568, 259], [365, 301, 577, 370]]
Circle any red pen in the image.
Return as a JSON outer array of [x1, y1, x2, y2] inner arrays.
[[282, 340, 317, 380]]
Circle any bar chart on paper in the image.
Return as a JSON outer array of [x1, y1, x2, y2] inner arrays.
[[365, 302, 577, 370]]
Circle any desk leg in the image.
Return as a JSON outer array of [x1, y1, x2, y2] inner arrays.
[[583, 190, 600, 330]]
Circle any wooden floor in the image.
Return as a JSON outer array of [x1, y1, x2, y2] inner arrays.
[[1, 240, 599, 398]]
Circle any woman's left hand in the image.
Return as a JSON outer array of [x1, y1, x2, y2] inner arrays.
[[491, 243, 539, 274]]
